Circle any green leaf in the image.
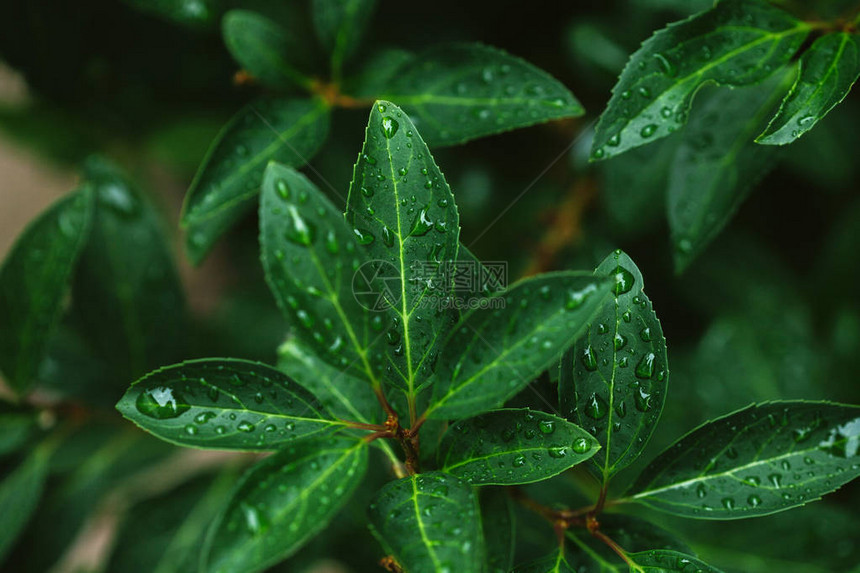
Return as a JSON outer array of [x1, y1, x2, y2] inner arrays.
[[345, 100, 460, 411], [312, 0, 378, 78], [277, 336, 382, 424], [668, 73, 790, 272], [480, 488, 516, 573], [0, 187, 93, 393], [223, 10, 312, 90], [590, 0, 809, 160], [758, 32, 860, 145], [626, 401, 860, 519], [116, 358, 342, 451], [438, 408, 600, 485], [261, 163, 388, 390], [0, 446, 50, 562], [628, 550, 723, 572], [559, 250, 668, 480], [380, 43, 584, 146], [427, 272, 612, 420], [513, 551, 575, 573], [0, 408, 36, 457], [71, 157, 186, 383], [182, 97, 330, 264], [367, 471, 483, 573], [202, 435, 368, 573]]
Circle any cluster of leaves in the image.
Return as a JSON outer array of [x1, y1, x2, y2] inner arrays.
[[591, 0, 860, 271], [176, 0, 584, 263], [2, 0, 860, 572]]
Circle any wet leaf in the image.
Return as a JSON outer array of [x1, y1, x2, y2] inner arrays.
[[629, 549, 723, 572], [427, 273, 612, 420], [758, 32, 860, 145], [590, 0, 809, 160], [380, 43, 584, 146], [261, 163, 384, 391], [223, 10, 312, 90], [513, 550, 575, 573], [277, 336, 382, 424], [626, 401, 860, 519], [668, 73, 790, 272], [438, 408, 599, 485], [345, 101, 460, 412], [312, 0, 378, 78], [367, 471, 483, 573], [202, 435, 368, 573], [0, 187, 93, 393], [71, 157, 186, 384], [116, 358, 341, 451], [560, 250, 668, 480], [181, 98, 330, 264]]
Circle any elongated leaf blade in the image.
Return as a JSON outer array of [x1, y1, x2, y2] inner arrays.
[[627, 401, 860, 519], [758, 32, 860, 145], [72, 157, 186, 383], [629, 550, 724, 572], [117, 359, 341, 451], [312, 0, 377, 77], [480, 488, 516, 573], [381, 43, 584, 146], [427, 273, 612, 420], [202, 435, 368, 573], [668, 74, 789, 272], [122, 0, 220, 29], [590, 0, 809, 160], [560, 250, 667, 479], [367, 471, 482, 573], [261, 163, 386, 390], [223, 10, 311, 90], [0, 447, 50, 562], [438, 409, 599, 485], [277, 336, 381, 423], [182, 97, 330, 264], [345, 101, 460, 407], [0, 187, 93, 392]]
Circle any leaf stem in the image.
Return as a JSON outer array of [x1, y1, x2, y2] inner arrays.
[[309, 78, 375, 109], [591, 529, 641, 570]]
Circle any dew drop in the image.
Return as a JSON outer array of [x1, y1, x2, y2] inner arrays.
[[635, 352, 656, 379], [135, 387, 190, 419], [572, 437, 590, 454], [381, 116, 399, 138], [539, 420, 555, 434], [585, 393, 609, 419]]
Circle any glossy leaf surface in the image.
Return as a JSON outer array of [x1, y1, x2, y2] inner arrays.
[[560, 250, 667, 479], [261, 163, 384, 388], [203, 435, 368, 573], [117, 359, 340, 450], [629, 550, 723, 572], [428, 273, 612, 420], [182, 98, 330, 263], [367, 471, 482, 573], [668, 75, 787, 272], [277, 337, 381, 424], [381, 43, 584, 146], [627, 401, 860, 519], [513, 551, 575, 573], [72, 157, 186, 383], [438, 408, 599, 485], [345, 101, 460, 406], [758, 32, 860, 145], [0, 187, 93, 392], [590, 0, 809, 160], [223, 10, 311, 89]]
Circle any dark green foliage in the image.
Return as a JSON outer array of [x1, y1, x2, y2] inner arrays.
[[1, 0, 859, 571]]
